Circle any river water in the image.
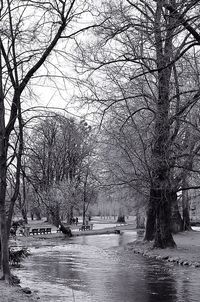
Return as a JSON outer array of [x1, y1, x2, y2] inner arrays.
[[15, 230, 200, 302]]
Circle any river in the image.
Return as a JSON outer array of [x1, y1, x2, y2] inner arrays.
[[15, 230, 200, 302]]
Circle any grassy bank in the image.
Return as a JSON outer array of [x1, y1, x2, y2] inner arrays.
[[126, 230, 200, 267]]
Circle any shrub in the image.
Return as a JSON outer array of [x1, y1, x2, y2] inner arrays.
[[9, 247, 31, 267]]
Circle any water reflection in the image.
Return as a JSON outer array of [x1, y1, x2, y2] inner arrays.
[[15, 231, 200, 302], [144, 261, 177, 302]]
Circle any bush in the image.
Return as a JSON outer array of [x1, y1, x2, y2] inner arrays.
[[9, 247, 31, 267]]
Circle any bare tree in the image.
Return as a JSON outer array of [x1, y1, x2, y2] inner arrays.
[[73, 0, 200, 248], [25, 113, 94, 226], [0, 0, 94, 281]]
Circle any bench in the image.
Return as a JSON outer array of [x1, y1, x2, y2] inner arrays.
[[79, 225, 91, 231], [114, 229, 121, 234], [29, 228, 39, 235], [46, 228, 52, 234], [39, 228, 46, 234], [29, 227, 52, 235]]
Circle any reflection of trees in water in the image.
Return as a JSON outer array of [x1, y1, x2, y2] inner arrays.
[[79, 249, 149, 301], [176, 270, 200, 302], [178, 279, 190, 302], [32, 251, 86, 292], [118, 233, 125, 246], [144, 259, 200, 302], [144, 260, 177, 302]]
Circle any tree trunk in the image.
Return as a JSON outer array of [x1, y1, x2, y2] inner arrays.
[[182, 206, 191, 231], [82, 171, 89, 226], [148, 2, 176, 249], [0, 48, 11, 279], [117, 215, 125, 223], [153, 189, 176, 248], [34, 208, 41, 220], [17, 194, 28, 224], [48, 205, 60, 227], [182, 177, 191, 231], [170, 191, 183, 233], [117, 207, 125, 223], [0, 159, 11, 279], [144, 192, 156, 240], [136, 209, 145, 229], [21, 170, 28, 223], [59, 223, 72, 237], [82, 196, 86, 226], [21, 208, 28, 224], [66, 205, 73, 225], [0, 208, 10, 280]]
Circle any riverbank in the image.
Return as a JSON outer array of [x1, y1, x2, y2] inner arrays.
[[4, 222, 137, 301], [5, 223, 136, 301], [12, 223, 136, 245], [0, 282, 39, 302], [5, 227, 200, 301], [126, 230, 200, 267]]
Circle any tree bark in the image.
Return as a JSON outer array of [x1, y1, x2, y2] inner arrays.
[[153, 189, 176, 248], [148, 1, 176, 248]]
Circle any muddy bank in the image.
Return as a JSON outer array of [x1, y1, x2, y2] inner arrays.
[[126, 230, 200, 268]]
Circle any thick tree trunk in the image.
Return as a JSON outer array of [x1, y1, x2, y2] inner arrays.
[[153, 189, 176, 248], [147, 1, 177, 249]]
